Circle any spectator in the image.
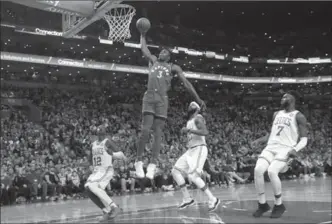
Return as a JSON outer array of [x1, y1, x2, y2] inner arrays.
[[42, 167, 59, 201], [118, 165, 135, 193], [12, 168, 31, 203], [67, 170, 82, 197], [26, 163, 45, 201], [1, 167, 16, 205]]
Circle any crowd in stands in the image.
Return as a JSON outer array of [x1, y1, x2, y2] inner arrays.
[[1, 84, 331, 206]]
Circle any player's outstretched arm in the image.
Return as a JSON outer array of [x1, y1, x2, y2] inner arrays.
[[172, 64, 205, 109], [140, 34, 157, 63]]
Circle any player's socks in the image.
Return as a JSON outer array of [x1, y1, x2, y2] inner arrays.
[[146, 163, 156, 180], [190, 175, 215, 201], [88, 183, 114, 208], [134, 161, 145, 178], [109, 206, 121, 219], [102, 208, 110, 214], [172, 169, 194, 209], [274, 194, 282, 205], [268, 167, 282, 204], [201, 185, 215, 202], [258, 192, 266, 204], [180, 185, 191, 200], [178, 184, 195, 210]]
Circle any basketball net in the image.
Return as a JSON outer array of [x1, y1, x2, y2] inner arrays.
[[104, 4, 136, 42]]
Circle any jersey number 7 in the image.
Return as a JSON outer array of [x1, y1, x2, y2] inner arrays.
[[276, 126, 284, 136]]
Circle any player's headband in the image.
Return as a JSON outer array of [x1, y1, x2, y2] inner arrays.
[[189, 101, 201, 111]]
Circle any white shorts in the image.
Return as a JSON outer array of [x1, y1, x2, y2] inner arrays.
[[259, 144, 292, 164], [86, 167, 114, 190], [174, 145, 208, 175]]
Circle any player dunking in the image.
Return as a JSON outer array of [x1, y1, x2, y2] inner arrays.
[[84, 125, 127, 222], [135, 19, 206, 180], [251, 91, 308, 218], [172, 102, 220, 212]]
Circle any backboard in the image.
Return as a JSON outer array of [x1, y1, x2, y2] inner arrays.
[[7, 0, 125, 39]]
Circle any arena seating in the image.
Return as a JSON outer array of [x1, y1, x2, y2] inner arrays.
[[1, 84, 331, 205]]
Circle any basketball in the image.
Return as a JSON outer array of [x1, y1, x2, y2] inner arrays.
[[136, 18, 151, 33]]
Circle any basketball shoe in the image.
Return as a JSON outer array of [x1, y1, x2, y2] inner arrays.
[[208, 198, 221, 212], [99, 204, 120, 222], [270, 204, 286, 218], [178, 198, 195, 209], [134, 161, 145, 178], [253, 202, 271, 217], [145, 163, 156, 180]]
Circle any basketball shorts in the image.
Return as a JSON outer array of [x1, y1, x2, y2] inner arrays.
[[174, 145, 208, 175], [259, 144, 292, 164], [142, 91, 168, 119], [86, 167, 114, 190]]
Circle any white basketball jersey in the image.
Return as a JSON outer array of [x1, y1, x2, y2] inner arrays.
[[91, 138, 113, 170], [186, 114, 207, 148], [267, 110, 299, 147]]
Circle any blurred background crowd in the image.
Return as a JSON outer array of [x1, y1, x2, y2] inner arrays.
[[1, 84, 331, 205], [1, 1, 331, 206]]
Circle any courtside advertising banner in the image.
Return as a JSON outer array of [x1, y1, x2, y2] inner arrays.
[[1, 52, 331, 84]]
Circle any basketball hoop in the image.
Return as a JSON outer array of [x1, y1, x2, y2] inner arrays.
[[104, 4, 136, 42]]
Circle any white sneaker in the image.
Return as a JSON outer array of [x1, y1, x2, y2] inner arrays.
[[134, 161, 145, 178], [208, 198, 220, 212], [146, 163, 156, 180]]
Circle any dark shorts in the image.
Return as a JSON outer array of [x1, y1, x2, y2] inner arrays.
[[142, 91, 168, 119]]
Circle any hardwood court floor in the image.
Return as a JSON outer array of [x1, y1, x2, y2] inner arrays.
[[1, 177, 331, 224]]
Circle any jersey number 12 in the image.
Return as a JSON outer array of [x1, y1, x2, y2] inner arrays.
[[93, 157, 101, 166]]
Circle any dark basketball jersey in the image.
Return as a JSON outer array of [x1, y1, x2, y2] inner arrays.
[[147, 61, 172, 95]]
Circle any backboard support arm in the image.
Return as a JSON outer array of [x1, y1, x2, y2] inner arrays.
[[62, 0, 123, 39]]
